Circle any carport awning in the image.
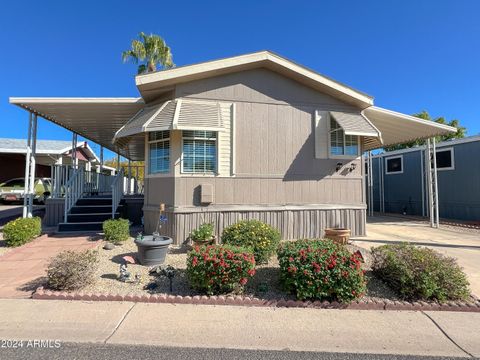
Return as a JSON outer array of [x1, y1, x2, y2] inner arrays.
[[9, 97, 145, 159], [362, 107, 457, 151], [114, 99, 223, 140]]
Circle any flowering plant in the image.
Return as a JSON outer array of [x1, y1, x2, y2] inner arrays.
[[277, 239, 366, 302], [221, 220, 280, 264], [187, 244, 256, 295]]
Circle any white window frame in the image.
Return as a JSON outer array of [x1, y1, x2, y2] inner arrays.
[[148, 130, 170, 175], [385, 155, 403, 175], [327, 115, 360, 159], [181, 130, 218, 174], [435, 147, 455, 171]]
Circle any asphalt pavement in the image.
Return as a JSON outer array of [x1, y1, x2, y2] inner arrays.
[[0, 343, 474, 360]]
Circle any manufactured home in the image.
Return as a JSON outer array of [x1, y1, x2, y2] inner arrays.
[[10, 51, 456, 242], [368, 136, 480, 222]]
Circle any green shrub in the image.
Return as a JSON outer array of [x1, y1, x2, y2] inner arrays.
[[189, 223, 214, 242], [3, 217, 41, 247], [187, 244, 256, 295], [277, 239, 367, 302], [221, 220, 280, 264], [47, 249, 99, 291], [371, 243, 470, 302], [102, 218, 130, 245]]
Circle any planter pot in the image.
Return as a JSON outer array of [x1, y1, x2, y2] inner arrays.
[[135, 235, 173, 266], [324, 228, 351, 245]]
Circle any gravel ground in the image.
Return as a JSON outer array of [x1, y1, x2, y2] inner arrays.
[[81, 239, 399, 302]]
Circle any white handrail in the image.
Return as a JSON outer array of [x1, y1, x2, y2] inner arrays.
[[64, 168, 84, 221], [111, 168, 124, 218]]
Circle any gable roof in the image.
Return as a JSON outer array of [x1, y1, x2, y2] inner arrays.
[[135, 51, 374, 107]]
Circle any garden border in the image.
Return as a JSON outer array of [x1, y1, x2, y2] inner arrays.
[[32, 287, 480, 312]]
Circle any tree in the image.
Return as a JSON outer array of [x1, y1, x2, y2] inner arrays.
[[122, 32, 174, 74], [383, 110, 466, 151]]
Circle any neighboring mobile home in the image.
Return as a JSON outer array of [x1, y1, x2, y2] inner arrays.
[[368, 136, 480, 222], [10, 51, 456, 242]]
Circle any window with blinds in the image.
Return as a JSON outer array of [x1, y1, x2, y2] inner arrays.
[[148, 130, 170, 174], [182, 130, 217, 173], [330, 117, 359, 156]]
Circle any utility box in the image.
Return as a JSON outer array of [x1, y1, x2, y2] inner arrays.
[[200, 183, 214, 204]]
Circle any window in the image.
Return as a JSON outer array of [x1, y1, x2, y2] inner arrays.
[[385, 156, 403, 174], [182, 130, 217, 173], [435, 148, 454, 170], [329, 117, 359, 156], [148, 130, 170, 174]]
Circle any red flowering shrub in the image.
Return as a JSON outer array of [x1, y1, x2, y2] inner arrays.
[[277, 239, 367, 302], [187, 244, 256, 295]]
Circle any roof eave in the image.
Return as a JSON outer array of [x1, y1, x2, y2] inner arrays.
[[135, 51, 374, 107]]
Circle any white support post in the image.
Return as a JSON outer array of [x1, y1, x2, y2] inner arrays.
[[71, 133, 78, 170], [426, 139, 435, 227], [432, 138, 440, 228], [367, 151, 373, 217], [27, 113, 38, 218], [23, 112, 33, 218], [99, 146, 104, 174], [127, 160, 132, 195]]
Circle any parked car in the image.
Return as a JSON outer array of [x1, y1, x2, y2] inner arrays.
[[0, 178, 51, 204]]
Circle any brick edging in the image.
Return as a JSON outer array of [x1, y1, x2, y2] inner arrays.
[[32, 287, 480, 312]]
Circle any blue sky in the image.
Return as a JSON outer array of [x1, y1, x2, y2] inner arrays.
[[1, 0, 479, 159]]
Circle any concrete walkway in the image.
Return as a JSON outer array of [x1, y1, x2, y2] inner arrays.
[[0, 299, 479, 357], [353, 216, 480, 297], [0, 234, 100, 298]]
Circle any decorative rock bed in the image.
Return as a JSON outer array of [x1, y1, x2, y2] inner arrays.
[[32, 237, 480, 312]]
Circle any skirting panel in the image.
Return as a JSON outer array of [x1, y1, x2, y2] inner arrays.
[[44, 198, 65, 226], [145, 207, 366, 245]]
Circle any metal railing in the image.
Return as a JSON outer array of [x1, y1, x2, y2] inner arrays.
[[84, 171, 115, 196], [111, 168, 125, 218], [51, 165, 73, 198], [64, 168, 85, 221]]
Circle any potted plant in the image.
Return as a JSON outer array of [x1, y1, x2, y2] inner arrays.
[[189, 223, 215, 246]]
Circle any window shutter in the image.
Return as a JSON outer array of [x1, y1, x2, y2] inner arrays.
[[314, 110, 328, 159], [217, 102, 233, 176]]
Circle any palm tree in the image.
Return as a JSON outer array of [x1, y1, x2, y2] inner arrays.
[[122, 32, 174, 74]]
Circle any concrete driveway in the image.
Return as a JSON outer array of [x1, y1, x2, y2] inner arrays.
[[352, 216, 480, 297]]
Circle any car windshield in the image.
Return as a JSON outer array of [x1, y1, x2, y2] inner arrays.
[[0, 179, 25, 187]]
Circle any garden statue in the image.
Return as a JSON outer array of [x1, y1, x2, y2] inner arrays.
[[119, 263, 131, 282]]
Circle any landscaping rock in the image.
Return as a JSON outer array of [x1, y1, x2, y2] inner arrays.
[[103, 243, 115, 250]]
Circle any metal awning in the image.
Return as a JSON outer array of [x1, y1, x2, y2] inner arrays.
[[9, 98, 145, 159], [329, 111, 383, 150], [115, 99, 223, 140], [362, 106, 457, 151]]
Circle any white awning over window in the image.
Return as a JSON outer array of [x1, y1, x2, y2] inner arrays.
[[329, 111, 380, 137], [114, 99, 223, 141]]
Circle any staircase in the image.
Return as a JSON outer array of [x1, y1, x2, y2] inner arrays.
[[57, 167, 126, 233], [58, 195, 125, 232]]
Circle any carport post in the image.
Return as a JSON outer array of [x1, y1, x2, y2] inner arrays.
[[116, 153, 120, 172], [99, 146, 104, 173], [432, 138, 440, 228], [71, 133, 78, 169], [367, 151, 374, 217], [127, 159, 132, 195], [22, 112, 33, 218], [26, 113, 38, 218]]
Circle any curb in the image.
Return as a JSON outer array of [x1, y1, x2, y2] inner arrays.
[[32, 287, 480, 312]]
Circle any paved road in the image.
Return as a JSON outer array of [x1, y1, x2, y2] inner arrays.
[[0, 343, 473, 360]]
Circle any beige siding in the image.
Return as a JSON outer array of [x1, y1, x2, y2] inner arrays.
[[143, 176, 175, 208], [174, 176, 362, 207], [175, 68, 358, 110]]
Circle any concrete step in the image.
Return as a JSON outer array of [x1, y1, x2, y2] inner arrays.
[[69, 204, 124, 214], [58, 221, 104, 232], [66, 212, 120, 223]]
